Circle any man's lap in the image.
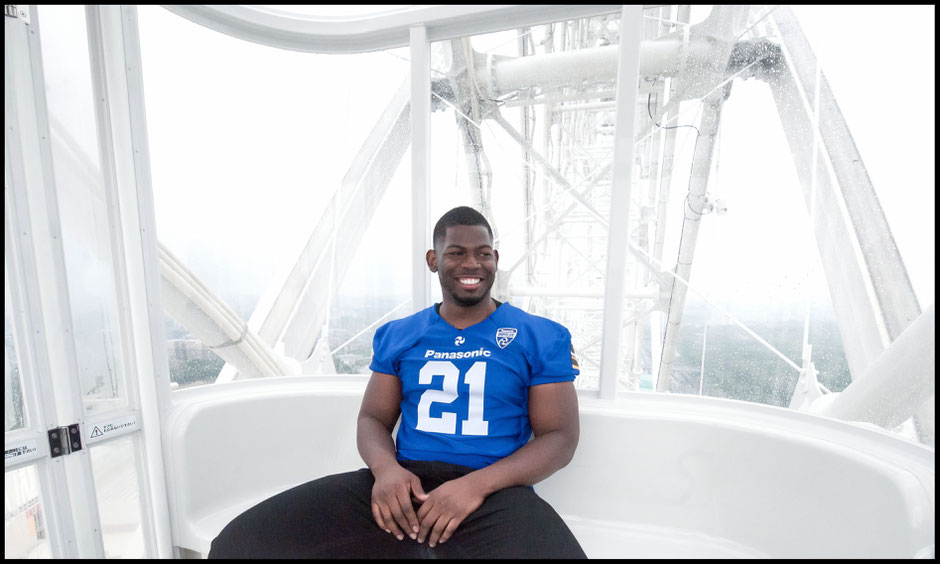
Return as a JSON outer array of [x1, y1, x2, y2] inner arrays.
[[208, 459, 585, 559]]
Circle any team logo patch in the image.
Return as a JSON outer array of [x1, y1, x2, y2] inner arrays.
[[454, 336, 465, 346], [495, 328, 517, 349]]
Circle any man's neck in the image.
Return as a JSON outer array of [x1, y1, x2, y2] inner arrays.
[[437, 297, 498, 330]]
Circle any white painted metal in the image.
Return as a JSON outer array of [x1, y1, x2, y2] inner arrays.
[[4, 8, 104, 557], [813, 304, 935, 430], [4, 139, 68, 557], [161, 5, 621, 54], [759, 43, 889, 380], [483, 41, 682, 96], [411, 25, 431, 313], [772, 7, 921, 340], [249, 80, 411, 363], [87, 5, 174, 557], [598, 6, 644, 401], [492, 114, 610, 228], [158, 244, 297, 381], [6, 5, 933, 560], [655, 91, 726, 393], [650, 5, 690, 268], [509, 283, 658, 300], [764, 7, 932, 445]]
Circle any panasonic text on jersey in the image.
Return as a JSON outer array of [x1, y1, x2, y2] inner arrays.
[[424, 348, 492, 360]]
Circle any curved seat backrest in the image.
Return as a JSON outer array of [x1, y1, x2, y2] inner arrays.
[[163, 377, 935, 558], [163, 376, 369, 555], [537, 395, 935, 559]]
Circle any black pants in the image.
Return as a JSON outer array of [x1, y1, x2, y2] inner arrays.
[[208, 459, 586, 559]]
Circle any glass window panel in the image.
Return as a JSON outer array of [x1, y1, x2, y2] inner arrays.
[[328, 153, 411, 374], [89, 436, 147, 558], [36, 5, 129, 414], [137, 6, 409, 385], [646, 5, 931, 407], [790, 5, 934, 308], [653, 15, 851, 405], [4, 465, 52, 558], [5, 271, 27, 432], [429, 12, 623, 391]]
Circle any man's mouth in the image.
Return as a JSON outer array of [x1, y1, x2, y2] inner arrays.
[[458, 277, 482, 288]]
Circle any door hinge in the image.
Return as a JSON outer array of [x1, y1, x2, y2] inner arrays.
[[4, 5, 30, 24], [48, 424, 83, 458]]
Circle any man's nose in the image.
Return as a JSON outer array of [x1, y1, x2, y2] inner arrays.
[[461, 254, 480, 268]]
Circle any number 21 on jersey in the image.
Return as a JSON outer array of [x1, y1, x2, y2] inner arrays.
[[416, 360, 489, 436]]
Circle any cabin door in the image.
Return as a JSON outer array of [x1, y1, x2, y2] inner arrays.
[[5, 6, 171, 558]]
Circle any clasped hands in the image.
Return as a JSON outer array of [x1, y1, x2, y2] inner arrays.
[[370, 464, 486, 548]]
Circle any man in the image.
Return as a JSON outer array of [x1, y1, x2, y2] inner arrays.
[[209, 206, 586, 558]]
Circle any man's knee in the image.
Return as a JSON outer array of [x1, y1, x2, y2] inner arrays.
[[207, 468, 376, 558], [456, 486, 585, 557]]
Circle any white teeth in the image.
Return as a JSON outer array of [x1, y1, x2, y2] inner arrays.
[[460, 278, 481, 285]]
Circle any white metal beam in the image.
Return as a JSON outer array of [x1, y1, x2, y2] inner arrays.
[[814, 304, 934, 431], [4, 8, 103, 557], [250, 79, 411, 359], [411, 25, 431, 313], [771, 6, 921, 340], [598, 5, 643, 400], [161, 5, 622, 54], [88, 5, 174, 557]]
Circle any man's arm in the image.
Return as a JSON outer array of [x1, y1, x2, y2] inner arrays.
[[415, 380, 580, 546], [357, 372, 427, 541]]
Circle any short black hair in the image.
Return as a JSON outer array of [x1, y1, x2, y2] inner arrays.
[[433, 206, 494, 250]]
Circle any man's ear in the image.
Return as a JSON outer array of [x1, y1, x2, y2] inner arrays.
[[493, 248, 499, 267], [426, 249, 438, 273]]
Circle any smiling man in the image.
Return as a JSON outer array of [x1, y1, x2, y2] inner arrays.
[[209, 206, 586, 559]]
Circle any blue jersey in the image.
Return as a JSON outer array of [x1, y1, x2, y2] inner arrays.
[[369, 302, 579, 470]]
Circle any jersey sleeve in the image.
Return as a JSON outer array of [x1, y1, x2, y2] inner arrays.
[[530, 323, 580, 386], [368, 321, 399, 375]]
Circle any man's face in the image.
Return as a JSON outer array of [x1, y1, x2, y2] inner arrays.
[[427, 224, 499, 307]]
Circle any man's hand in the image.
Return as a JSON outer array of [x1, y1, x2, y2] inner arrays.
[[415, 475, 486, 547], [370, 463, 428, 541]]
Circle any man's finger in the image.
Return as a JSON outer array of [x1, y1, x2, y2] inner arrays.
[[395, 490, 419, 539], [416, 502, 438, 544], [371, 502, 390, 534], [411, 476, 429, 502], [426, 514, 451, 548], [437, 517, 462, 545], [380, 503, 404, 540], [388, 493, 414, 540]]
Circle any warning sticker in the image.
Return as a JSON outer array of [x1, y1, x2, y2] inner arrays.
[[4, 439, 40, 466], [85, 413, 138, 445]]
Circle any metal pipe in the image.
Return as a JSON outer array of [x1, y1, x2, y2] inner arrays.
[[483, 39, 682, 96], [656, 88, 727, 393], [651, 5, 691, 267], [158, 244, 296, 380], [814, 304, 935, 431]]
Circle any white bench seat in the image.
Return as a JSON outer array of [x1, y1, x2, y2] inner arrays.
[[163, 376, 935, 558]]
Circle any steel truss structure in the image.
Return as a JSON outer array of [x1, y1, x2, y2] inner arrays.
[[4, 4, 934, 558]]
